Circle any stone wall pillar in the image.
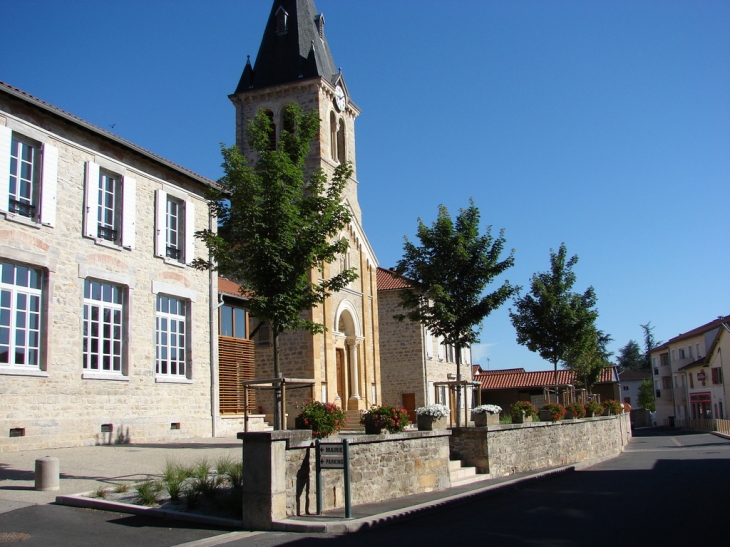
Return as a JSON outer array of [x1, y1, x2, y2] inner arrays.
[[238, 430, 312, 530]]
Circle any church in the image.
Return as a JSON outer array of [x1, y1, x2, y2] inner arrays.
[[223, 0, 382, 426]]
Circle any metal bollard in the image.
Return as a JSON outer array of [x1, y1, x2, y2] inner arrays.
[[35, 457, 60, 491]]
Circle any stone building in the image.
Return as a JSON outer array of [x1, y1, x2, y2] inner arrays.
[[0, 81, 218, 452], [377, 268, 473, 422], [228, 0, 381, 421]]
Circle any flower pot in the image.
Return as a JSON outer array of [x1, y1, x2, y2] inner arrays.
[[585, 410, 595, 418], [472, 412, 500, 427], [565, 410, 575, 420], [539, 409, 555, 422], [417, 414, 447, 431], [602, 408, 612, 416], [364, 421, 384, 435], [512, 412, 533, 424]]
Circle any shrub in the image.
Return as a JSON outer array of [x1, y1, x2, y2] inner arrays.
[[361, 405, 410, 433], [162, 459, 190, 501], [294, 400, 347, 438], [472, 404, 502, 414], [541, 402, 566, 422], [565, 402, 586, 418], [415, 404, 450, 418], [585, 400, 603, 416], [510, 400, 538, 418], [603, 399, 622, 415], [134, 480, 163, 506]]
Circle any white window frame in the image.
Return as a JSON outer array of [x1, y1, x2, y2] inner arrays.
[[84, 161, 135, 249], [82, 279, 124, 375], [425, 329, 433, 359], [437, 336, 445, 361], [0, 261, 42, 370], [0, 125, 58, 227], [155, 294, 189, 380], [155, 189, 194, 265]]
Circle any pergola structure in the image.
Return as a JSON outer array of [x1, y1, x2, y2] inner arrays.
[[433, 380, 482, 427], [241, 377, 316, 432]]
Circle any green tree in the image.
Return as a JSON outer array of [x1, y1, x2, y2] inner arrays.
[[509, 243, 598, 394], [394, 201, 518, 427], [563, 328, 613, 393], [616, 340, 645, 372], [193, 103, 358, 429], [638, 378, 656, 411], [640, 322, 661, 371]]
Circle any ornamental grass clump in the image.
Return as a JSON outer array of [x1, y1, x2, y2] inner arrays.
[[294, 400, 347, 438], [541, 402, 566, 422], [472, 404, 502, 414], [361, 405, 410, 433], [565, 402, 586, 419], [415, 404, 450, 418], [510, 400, 538, 419]]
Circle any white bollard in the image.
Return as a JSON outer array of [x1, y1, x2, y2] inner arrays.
[[35, 457, 60, 491]]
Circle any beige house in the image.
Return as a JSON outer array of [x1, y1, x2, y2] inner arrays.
[[651, 315, 729, 424], [0, 81, 218, 452], [376, 268, 474, 422], [229, 0, 381, 423]]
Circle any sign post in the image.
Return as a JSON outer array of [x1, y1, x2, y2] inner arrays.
[[315, 438, 351, 518]]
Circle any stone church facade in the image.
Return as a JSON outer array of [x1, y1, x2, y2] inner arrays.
[[229, 0, 381, 421]]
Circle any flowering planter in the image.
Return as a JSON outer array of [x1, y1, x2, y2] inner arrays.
[[364, 420, 385, 435], [585, 410, 596, 418], [473, 412, 500, 427], [565, 410, 576, 420], [511, 412, 533, 424], [417, 414, 448, 431], [539, 409, 563, 422]]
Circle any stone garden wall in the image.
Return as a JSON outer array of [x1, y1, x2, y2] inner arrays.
[[450, 413, 631, 477], [238, 429, 451, 529]]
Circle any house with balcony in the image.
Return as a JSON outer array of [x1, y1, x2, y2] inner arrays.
[[650, 315, 729, 425]]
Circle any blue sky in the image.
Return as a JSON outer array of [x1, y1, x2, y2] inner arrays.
[[2, 0, 728, 371]]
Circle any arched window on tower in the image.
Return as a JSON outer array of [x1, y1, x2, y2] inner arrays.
[[336, 118, 346, 164], [330, 112, 337, 161], [265, 110, 276, 151]]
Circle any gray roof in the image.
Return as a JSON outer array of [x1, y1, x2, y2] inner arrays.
[[234, 0, 338, 94]]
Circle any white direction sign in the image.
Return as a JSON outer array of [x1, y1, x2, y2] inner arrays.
[[319, 443, 344, 469]]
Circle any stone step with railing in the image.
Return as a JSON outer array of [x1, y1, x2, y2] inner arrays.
[[448, 459, 491, 487]]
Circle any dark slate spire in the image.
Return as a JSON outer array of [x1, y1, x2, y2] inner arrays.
[[234, 0, 338, 94]]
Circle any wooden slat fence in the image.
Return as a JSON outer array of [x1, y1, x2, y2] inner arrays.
[[219, 336, 256, 414], [674, 418, 730, 435]]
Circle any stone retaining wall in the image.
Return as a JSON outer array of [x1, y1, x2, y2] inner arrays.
[[449, 413, 631, 477], [238, 429, 451, 529]]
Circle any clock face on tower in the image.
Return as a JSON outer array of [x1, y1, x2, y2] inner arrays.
[[334, 85, 346, 111]]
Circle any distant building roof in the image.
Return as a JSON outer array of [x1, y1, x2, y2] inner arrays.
[[475, 367, 618, 390], [652, 315, 730, 351], [478, 368, 526, 375], [218, 277, 252, 299], [376, 267, 411, 291], [0, 81, 217, 189], [618, 369, 651, 381]]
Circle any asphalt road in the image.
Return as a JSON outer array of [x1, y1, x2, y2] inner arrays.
[[1, 428, 728, 546]]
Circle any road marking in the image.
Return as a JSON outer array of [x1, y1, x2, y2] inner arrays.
[[170, 531, 263, 547], [671, 437, 684, 447]]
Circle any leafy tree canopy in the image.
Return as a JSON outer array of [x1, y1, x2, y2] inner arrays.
[[509, 243, 598, 386], [194, 103, 358, 349], [394, 200, 518, 352], [616, 339, 646, 372], [563, 328, 613, 393], [638, 378, 656, 411]]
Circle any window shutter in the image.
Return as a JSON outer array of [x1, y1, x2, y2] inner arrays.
[[40, 143, 58, 227], [121, 175, 136, 249], [184, 199, 195, 264], [154, 189, 167, 257], [438, 337, 444, 361], [0, 126, 11, 214], [84, 162, 100, 238], [426, 330, 433, 359]]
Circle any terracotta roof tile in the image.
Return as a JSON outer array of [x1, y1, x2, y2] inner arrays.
[[376, 267, 411, 291], [475, 367, 618, 390], [218, 277, 252, 299], [653, 315, 730, 350]]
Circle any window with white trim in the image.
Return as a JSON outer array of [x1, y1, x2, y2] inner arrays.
[[156, 295, 187, 378], [0, 126, 58, 226], [83, 279, 123, 373], [0, 261, 42, 369], [84, 162, 135, 248], [155, 190, 194, 264]]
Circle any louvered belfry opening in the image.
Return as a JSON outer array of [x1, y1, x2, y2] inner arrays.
[[219, 336, 256, 414]]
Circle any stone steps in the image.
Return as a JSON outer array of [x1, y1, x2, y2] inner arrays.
[[448, 459, 492, 487], [340, 409, 365, 433]]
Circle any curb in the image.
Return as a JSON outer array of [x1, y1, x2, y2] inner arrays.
[[55, 493, 246, 530], [711, 431, 730, 441], [271, 464, 577, 533]]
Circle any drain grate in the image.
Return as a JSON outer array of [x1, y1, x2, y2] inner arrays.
[[0, 532, 31, 543]]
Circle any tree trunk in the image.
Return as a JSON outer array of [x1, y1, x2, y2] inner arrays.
[[455, 344, 462, 428], [273, 325, 282, 430]]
